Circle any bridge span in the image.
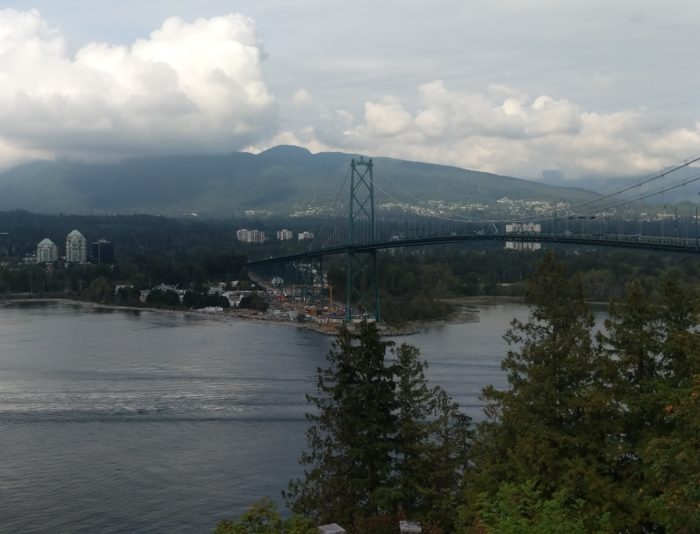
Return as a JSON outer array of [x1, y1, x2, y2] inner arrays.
[[246, 231, 700, 268], [246, 155, 700, 321]]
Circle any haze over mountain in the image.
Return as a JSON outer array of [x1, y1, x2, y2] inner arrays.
[[540, 164, 700, 205], [0, 146, 598, 216]]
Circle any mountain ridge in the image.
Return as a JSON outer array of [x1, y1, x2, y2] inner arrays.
[[0, 146, 599, 216]]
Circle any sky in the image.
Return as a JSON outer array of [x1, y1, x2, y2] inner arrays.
[[0, 0, 699, 183]]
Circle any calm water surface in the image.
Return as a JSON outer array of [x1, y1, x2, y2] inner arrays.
[[0, 301, 525, 533]]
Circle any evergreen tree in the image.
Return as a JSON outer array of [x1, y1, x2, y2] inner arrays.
[[474, 480, 611, 534], [463, 257, 700, 533], [422, 388, 471, 529], [641, 375, 700, 533], [596, 279, 664, 528], [464, 253, 614, 529], [286, 322, 398, 524], [214, 497, 315, 534], [393, 343, 436, 515], [642, 276, 700, 532], [598, 275, 700, 531], [656, 274, 700, 384], [393, 344, 471, 528], [287, 323, 471, 530]]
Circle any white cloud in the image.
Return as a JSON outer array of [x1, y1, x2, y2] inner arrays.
[[292, 88, 313, 107], [284, 80, 700, 181], [0, 9, 276, 169], [247, 127, 332, 155], [1, 7, 698, 186], [362, 96, 412, 137]]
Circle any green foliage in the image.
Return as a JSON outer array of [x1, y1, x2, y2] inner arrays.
[[475, 481, 610, 534], [238, 292, 269, 312], [0, 210, 252, 297], [468, 254, 609, 513], [287, 322, 398, 524], [595, 275, 700, 530], [287, 322, 470, 530], [393, 345, 471, 529], [145, 288, 181, 308], [641, 376, 700, 533], [0, 148, 594, 215], [214, 498, 315, 534], [461, 253, 700, 533], [183, 291, 231, 309], [82, 276, 112, 303]]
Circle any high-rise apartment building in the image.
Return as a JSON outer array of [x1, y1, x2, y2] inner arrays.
[[91, 239, 114, 264], [277, 229, 293, 241], [66, 229, 87, 263], [235, 229, 266, 243], [36, 238, 58, 263]]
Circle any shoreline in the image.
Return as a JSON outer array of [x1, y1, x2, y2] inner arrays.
[[0, 295, 526, 336]]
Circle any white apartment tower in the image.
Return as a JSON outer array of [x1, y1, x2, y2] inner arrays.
[[277, 229, 293, 241], [66, 229, 87, 263], [235, 228, 266, 243], [36, 238, 58, 263]]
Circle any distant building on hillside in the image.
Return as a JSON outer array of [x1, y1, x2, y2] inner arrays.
[[91, 239, 114, 264], [66, 229, 87, 263], [277, 229, 293, 241], [36, 238, 58, 263], [236, 229, 266, 243], [298, 231, 314, 241]]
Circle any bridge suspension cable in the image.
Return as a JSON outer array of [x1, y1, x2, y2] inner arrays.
[[372, 152, 700, 228]]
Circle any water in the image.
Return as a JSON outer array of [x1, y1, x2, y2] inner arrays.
[[0, 301, 525, 533]]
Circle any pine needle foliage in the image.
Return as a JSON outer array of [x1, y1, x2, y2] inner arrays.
[[286, 321, 470, 530]]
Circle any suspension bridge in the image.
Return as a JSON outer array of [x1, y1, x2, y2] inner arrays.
[[247, 154, 700, 322]]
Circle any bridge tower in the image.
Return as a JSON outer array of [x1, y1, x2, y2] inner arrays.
[[346, 157, 380, 322]]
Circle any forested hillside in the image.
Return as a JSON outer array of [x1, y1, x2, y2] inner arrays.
[[0, 146, 596, 215]]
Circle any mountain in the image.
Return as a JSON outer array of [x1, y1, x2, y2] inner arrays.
[[0, 146, 599, 215]]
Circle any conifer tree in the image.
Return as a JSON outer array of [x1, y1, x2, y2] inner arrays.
[[287, 322, 471, 530], [393, 344, 471, 528], [460, 255, 700, 533], [393, 343, 436, 514], [598, 275, 700, 530], [656, 275, 700, 384], [465, 253, 614, 527], [285, 322, 398, 524], [642, 375, 700, 533]]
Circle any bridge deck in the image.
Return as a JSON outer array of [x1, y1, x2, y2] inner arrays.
[[247, 232, 700, 266]]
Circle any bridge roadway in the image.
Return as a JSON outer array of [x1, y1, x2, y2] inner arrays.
[[246, 232, 700, 267]]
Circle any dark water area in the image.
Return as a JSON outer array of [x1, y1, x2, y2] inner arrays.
[[0, 301, 526, 533]]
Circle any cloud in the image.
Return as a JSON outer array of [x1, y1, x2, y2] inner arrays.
[[0, 9, 276, 169], [2, 8, 697, 185], [283, 80, 700, 181], [362, 96, 412, 137], [292, 88, 313, 107]]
